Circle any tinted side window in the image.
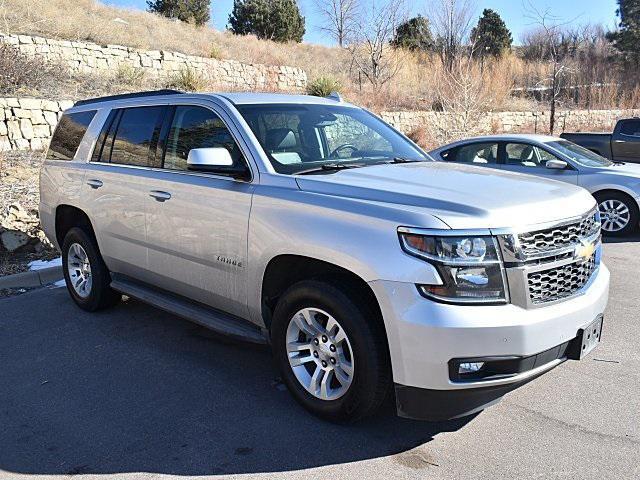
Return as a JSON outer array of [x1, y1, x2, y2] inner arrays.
[[505, 143, 537, 166], [110, 106, 165, 167], [163, 106, 243, 171], [620, 120, 640, 137], [450, 142, 498, 164], [91, 110, 119, 163], [47, 111, 96, 160]]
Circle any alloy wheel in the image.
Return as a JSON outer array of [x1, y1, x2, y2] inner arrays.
[[67, 242, 93, 298], [286, 307, 354, 401], [598, 199, 631, 233]]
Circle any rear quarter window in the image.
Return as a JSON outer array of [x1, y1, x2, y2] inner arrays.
[[46, 110, 96, 160]]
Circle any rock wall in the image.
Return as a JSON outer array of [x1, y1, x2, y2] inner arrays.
[[381, 108, 640, 136], [1, 94, 638, 153], [0, 33, 307, 92], [0, 97, 73, 152]]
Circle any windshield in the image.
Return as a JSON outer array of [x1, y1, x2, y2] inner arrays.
[[235, 103, 430, 174], [546, 140, 613, 167]]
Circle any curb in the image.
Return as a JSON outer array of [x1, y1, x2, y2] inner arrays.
[[0, 265, 63, 289]]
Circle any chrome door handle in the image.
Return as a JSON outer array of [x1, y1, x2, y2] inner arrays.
[[86, 179, 103, 189], [149, 190, 172, 202]]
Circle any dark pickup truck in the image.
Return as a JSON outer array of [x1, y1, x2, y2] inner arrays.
[[561, 118, 640, 163]]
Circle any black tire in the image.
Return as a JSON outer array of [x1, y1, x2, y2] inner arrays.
[[594, 191, 639, 237], [61, 227, 121, 311], [271, 279, 391, 423]]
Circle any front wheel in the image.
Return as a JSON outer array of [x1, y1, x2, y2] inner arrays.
[[271, 280, 391, 423], [595, 192, 639, 236]]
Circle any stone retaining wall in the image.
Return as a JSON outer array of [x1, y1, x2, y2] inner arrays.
[[0, 33, 307, 92], [0, 97, 73, 151], [380, 108, 640, 136], [1, 95, 638, 153]]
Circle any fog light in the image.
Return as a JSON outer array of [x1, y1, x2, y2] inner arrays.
[[459, 362, 485, 374]]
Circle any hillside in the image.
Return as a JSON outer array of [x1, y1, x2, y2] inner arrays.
[[0, 0, 522, 112]]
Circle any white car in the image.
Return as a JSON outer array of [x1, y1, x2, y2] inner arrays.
[[430, 134, 640, 236]]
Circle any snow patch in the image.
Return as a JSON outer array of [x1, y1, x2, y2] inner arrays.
[[28, 257, 62, 271]]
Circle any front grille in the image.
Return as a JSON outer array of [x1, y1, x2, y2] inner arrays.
[[518, 211, 600, 257], [527, 253, 597, 304]]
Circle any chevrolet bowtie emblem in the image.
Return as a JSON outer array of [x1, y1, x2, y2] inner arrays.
[[575, 238, 596, 262]]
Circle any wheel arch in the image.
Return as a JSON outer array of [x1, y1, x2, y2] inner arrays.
[[55, 204, 97, 247], [260, 254, 386, 335], [592, 188, 640, 211]]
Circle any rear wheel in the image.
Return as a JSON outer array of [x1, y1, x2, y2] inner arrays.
[[595, 191, 639, 236], [62, 227, 121, 311], [271, 279, 391, 422]]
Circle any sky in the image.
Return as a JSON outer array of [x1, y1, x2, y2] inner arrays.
[[105, 0, 620, 46]]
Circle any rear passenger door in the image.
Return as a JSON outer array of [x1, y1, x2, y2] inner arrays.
[[143, 103, 254, 318], [83, 105, 167, 279]]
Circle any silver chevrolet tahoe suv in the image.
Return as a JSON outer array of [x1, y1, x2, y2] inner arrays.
[[40, 90, 610, 422]]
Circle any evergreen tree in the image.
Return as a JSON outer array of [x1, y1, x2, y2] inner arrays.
[[229, 0, 305, 43], [391, 15, 434, 52], [147, 0, 211, 26], [607, 0, 640, 62], [470, 8, 512, 57]]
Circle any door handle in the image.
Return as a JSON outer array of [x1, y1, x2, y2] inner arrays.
[[613, 139, 624, 143], [149, 190, 172, 202], [86, 179, 103, 189]]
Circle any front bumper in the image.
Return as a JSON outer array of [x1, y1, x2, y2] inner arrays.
[[369, 263, 610, 420]]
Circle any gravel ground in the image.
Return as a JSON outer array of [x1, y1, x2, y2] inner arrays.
[[0, 151, 58, 277]]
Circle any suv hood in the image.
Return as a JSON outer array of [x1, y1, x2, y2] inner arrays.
[[295, 162, 595, 230]]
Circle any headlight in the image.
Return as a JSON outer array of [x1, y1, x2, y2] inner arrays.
[[399, 231, 508, 304]]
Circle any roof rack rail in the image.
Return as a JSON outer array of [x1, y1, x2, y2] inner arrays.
[[74, 89, 183, 107]]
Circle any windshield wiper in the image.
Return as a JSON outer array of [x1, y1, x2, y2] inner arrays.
[[613, 161, 626, 166], [389, 156, 424, 163], [295, 163, 366, 175]]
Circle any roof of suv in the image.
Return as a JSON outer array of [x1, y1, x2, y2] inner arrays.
[[71, 90, 354, 110], [217, 92, 350, 106]]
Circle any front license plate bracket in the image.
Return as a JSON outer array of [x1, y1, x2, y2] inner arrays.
[[577, 315, 603, 359]]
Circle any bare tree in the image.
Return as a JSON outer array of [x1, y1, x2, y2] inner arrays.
[[430, 52, 498, 143], [348, 0, 407, 91], [314, 0, 360, 47], [524, 2, 581, 134], [427, 0, 476, 71]]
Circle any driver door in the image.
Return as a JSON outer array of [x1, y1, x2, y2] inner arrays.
[[500, 142, 578, 185]]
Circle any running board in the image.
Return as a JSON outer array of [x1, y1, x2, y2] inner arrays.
[[110, 276, 268, 345]]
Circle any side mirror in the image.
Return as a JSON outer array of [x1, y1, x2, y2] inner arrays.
[[545, 159, 568, 170], [187, 148, 250, 180]]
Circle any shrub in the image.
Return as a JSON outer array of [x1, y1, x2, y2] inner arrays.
[[147, 0, 211, 26], [306, 76, 342, 97], [391, 16, 435, 52], [166, 66, 208, 91], [114, 63, 146, 86], [0, 43, 63, 95], [229, 0, 305, 43], [209, 44, 222, 59], [406, 126, 435, 150]]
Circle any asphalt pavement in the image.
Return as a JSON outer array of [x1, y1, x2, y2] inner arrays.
[[1, 236, 639, 480]]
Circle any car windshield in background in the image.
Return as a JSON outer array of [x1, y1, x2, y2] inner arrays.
[[547, 140, 613, 167], [235, 104, 429, 174]]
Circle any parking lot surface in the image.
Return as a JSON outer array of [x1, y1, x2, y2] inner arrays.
[[1, 236, 638, 480]]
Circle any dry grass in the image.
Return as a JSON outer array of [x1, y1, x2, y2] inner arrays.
[[0, 0, 531, 111]]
